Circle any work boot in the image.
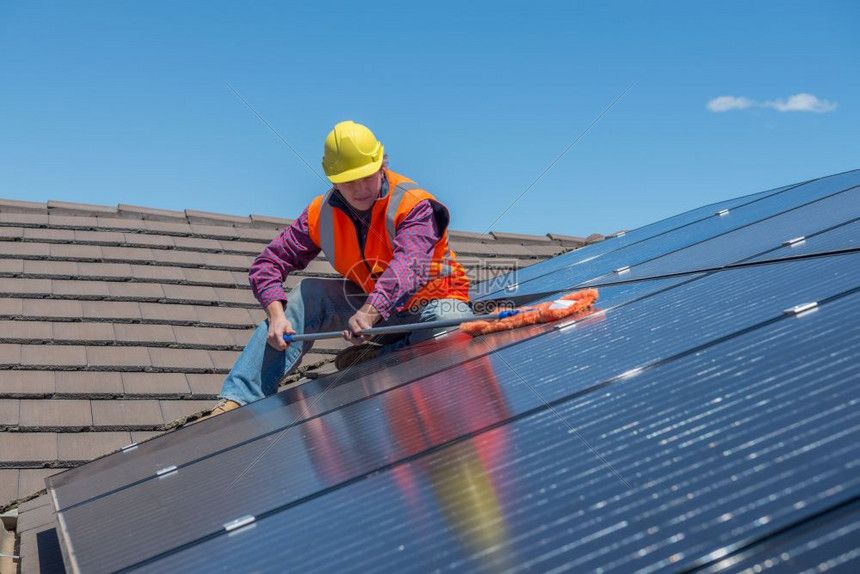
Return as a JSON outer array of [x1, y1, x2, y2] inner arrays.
[[334, 341, 386, 371], [209, 398, 240, 417]]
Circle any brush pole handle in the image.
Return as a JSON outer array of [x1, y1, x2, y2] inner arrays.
[[282, 309, 525, 343]]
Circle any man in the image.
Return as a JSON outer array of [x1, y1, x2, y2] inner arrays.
[[211, 121, 472, 415]]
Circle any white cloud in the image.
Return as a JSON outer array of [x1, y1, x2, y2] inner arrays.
[[707, 93, 837, 114], [764, 93, 837, 113], [706, 96, 755, 112]]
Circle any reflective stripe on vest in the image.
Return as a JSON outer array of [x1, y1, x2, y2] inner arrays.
[[318, 189, 338, 265], [385, 180, 420, 243]]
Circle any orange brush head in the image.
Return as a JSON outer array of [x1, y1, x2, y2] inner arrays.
[[461, 289, 599, 336]]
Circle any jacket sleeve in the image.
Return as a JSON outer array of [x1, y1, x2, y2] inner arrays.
[[248, 207, 321, 309], [365, 200, 441, 320]]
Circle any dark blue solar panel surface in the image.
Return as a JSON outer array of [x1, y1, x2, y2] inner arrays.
[[46, 171, 860, 573], [469, 180, 805, 298], [476, 169, 859, 299], [699, 502, 860, 573], [49, 252, 860, 572], [748, 218, 859, 263], [135, 289, 860, 573], [587, 185, 859, 287]]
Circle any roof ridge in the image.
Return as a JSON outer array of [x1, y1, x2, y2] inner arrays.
[[0, 198, 295, 231], [0, 197, 597, 242]]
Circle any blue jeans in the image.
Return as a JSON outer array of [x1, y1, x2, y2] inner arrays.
[[219, 278, 473, 405]]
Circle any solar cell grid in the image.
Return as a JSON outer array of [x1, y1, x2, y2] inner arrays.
[[131, 289, 860, 573], [471, 179, 804, 298], [747, 218, 859, 263], [697, 501, 860, 573], [585, 185, 860, 288], [478, 170, 860, 299]]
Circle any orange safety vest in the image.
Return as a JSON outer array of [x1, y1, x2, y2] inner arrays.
[[307, 169, 470, 309]]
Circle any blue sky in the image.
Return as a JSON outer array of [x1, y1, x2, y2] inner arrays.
[[1, 1, 857, 237]]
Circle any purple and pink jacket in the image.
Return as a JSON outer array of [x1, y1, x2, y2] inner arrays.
[[249, 174, 443, 320]]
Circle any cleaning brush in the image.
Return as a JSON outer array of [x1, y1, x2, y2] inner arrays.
[[459, 288, 598, 336], [282, 288, 599, 343]]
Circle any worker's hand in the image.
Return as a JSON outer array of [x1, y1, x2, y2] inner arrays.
[[264, 301, 295, 351], [343, 304, 381, 345]]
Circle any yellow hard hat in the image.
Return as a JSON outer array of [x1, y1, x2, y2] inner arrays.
[[321, 121, 385, 184]]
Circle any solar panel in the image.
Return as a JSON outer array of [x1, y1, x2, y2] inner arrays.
[[45, 172, 860, 573], [49, 252, 860, 572], [123, 288, 860, 573], [470, 179, 804, 299], [483, 254, 859, 404], [697, 502, 860, 573], [477, 170, 860, 300], [748, 218, 859, 263], [586, 185, 860, 287]]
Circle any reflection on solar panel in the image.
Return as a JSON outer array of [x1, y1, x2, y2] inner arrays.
[[47, 170, 860, 573]]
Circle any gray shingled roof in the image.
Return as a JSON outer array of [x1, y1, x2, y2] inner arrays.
[[0, 197, 601, 522]]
